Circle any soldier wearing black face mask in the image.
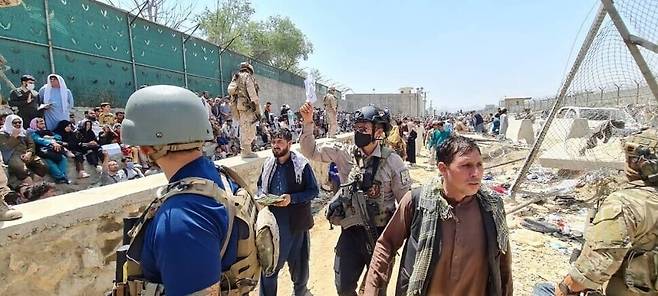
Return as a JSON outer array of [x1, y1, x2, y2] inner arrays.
[[298, 102, 411, 296]]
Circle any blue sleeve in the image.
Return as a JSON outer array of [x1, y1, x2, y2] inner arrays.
[[31, 132, 52, 147], [151, 197, 229, 295], [290, 164, 319, 204]]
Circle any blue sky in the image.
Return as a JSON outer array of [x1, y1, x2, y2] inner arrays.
[[194, 0, 599, 111]]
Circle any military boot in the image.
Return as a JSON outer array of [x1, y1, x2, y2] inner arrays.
[[0, 199, 22, 221]]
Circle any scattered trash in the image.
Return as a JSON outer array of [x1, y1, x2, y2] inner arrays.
[[554, 195, 577, 206], [521, 214, 585, 242], [492, 184, 508, 195], [550, 179, 579, 195], [483, 172, 494, 181], [526, 168, 556, 183], [579, 169, 610, 186], [547, 241, 570, 255], [521, 218, 559, 234]]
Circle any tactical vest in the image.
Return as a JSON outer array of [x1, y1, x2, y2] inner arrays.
[[586, 182, 658, 295], [333, 146, 396, 229], [110, 165, 278, 296], [228, 72, 259, 100]]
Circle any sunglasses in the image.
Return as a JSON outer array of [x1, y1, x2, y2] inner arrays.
[[12, 121, 21, 125]]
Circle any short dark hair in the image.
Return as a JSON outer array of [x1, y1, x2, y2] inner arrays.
[[436, 136, 481, 165], [271, 128, 293, 142]]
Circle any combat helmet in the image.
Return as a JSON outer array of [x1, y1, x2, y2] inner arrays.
[[240, 62, 254, 74], [353, 105, 392, 134], [121, 85, 213, 161], [624, 129, 658, 184]]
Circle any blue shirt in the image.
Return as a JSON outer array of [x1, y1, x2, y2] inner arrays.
[[140, 157, 238, 296], [258, 157, 318, 204]]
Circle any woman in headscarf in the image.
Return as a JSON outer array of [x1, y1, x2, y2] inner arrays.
[[54, 120, 91, 179], [38, 74, 74, 130], [76, 120, 103, 173], [29, 117, 70, 184], [386, 125, 407, 161], [405, 121, 418, 165], [0, 115, 48, 187]]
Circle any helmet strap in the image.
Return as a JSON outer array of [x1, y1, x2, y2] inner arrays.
[[147, 142, 205, 162]]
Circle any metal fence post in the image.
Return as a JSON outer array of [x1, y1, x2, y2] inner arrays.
[[635, 80, 640, 104], [218, 49, 224, 97], [126, 14, 138, 92], [43, 0, 56, 73], [182, 35, 188, 89]]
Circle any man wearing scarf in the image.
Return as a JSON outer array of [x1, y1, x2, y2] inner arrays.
[[257, 128, 318, 296], [364, 136, 512, 296], [38, 74, 74, 130], [9, 74, 41, 128]]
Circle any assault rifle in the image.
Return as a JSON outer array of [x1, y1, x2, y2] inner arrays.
[[349, 179, 379, 257]]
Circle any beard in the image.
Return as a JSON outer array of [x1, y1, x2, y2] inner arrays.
[[272, 146, 290, 158]]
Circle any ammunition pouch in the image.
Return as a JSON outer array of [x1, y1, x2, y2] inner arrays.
[[624, 249, 658, 293]]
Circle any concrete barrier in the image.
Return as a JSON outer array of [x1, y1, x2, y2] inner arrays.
[[505, 119, 535, 144], [540, 118, 590, 146], [0, 133, 353, 296]]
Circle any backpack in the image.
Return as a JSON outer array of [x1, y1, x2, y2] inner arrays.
[[110, 165, 279, 296]]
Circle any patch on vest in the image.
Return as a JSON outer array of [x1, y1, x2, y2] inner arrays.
[[400, 170, 411, 186], [367, 182, 381, 198]]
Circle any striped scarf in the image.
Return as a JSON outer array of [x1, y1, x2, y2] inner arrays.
[[406, 177, 509, 295], [407, 177, 451, 296]]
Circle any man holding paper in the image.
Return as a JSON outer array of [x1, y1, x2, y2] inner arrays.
[[256, 128, 319, 296]]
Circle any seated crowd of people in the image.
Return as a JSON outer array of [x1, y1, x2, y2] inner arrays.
[[0, 101, 148, 205]]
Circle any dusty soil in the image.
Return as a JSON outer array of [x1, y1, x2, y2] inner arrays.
[[264, 145, 625, 296]]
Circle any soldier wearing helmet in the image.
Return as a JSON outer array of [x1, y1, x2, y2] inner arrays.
[[298, 102, 411, 296], [323, 86, 339, 138], [227, 62, 261, 158], [118, 85, 239, 295], [534, 129, 658, 296]]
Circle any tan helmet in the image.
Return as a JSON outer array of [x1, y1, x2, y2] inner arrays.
[[624, 129, 658, 184], [121, 85, 213, 161], [240, 62, 254, 74], [329, 86, 336, 93]]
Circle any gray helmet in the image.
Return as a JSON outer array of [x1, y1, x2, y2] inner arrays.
[[121, 85, 212, 159], [354, 105, 392, 133]]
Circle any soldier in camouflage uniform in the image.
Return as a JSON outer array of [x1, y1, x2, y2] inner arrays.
[[298, 102, 411, 296], [323, 87, 338, 138], [534, 129, 658, 296], [227, 62, 261, 158]]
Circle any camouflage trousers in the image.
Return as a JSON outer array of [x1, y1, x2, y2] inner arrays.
[[327, 110, 337, 137], [238, 110, 257, 152]]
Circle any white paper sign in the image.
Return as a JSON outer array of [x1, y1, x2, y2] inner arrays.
[[304, 73, 317, 103]]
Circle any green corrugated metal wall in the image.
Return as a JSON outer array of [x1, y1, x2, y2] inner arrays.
[[0, 0, 333, 107]]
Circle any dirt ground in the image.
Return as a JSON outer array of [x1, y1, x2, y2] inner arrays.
[[264, 144, 623, 296]]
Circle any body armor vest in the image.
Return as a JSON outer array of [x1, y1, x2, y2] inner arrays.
[[110, 165, 278, 296], [335, 146, 396, 229]]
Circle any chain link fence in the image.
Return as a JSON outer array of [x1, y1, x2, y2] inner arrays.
[[511, 0, 658, 196]]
